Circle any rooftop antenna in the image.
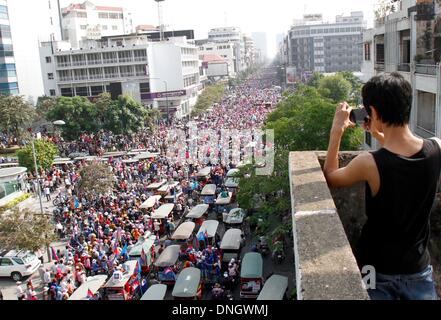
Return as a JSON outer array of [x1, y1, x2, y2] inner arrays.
[[154, 0, 165, 41]]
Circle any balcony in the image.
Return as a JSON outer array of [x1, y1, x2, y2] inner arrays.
[[289, 151, 441, 299], [415, 64, 437, 76], [87, 60, 102, 65], [57, 62, 72, 68], [103, 73, 119, 79], [118, 57, 134, 63], [134, 56, 148, 62], [120, 72, 135, 78], [102, 59, 118, 64], [374, 62, 385, 71], [397, 63, 411, 72], [72, 61, 87, 67]]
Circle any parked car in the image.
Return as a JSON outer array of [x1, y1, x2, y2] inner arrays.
[[0, 250, 42, 281]]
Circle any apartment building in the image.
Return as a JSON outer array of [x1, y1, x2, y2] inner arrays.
[[361, 0, 441, 149], [207, 27, 246, 72], [0, 0, 17, 96], [40, 32, 201, 120], [61, 1, 134, 49], [197, 41, 236, 77], [287, 12, 366, 76]]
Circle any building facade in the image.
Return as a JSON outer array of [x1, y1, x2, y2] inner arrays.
[[197, 41, 237, 77], [361, 0, 441, 149], [61, 1, 134, 49], [0, 0, 17, 96], [207, 27, 246, 72], [40, 33, 201, 120], [287, 12, 366, 76]]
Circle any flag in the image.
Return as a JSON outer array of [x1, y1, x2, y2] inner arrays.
[[120, 243, 128, 258], [51, 247, 59, 261], [86, 289, 94, 300], [140, 248, 147, 267]]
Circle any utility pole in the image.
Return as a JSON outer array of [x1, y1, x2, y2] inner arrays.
[[155, 0, 165, 42]]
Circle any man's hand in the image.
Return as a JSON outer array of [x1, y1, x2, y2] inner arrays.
[[332, 102, 355, 135]]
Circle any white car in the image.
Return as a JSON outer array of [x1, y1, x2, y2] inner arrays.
[[0, 250, 41, 281]]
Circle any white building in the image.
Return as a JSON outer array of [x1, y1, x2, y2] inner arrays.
[[5, 0, 62, 104], [61, 1, 134, 49], [40, 33, 201, 120], [361, 0, 441, 149], [208, 27, 246, 72], [197, 41, 236, 77]]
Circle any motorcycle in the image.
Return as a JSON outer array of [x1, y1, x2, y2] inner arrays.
[[258, 236, 270, 257], [272, 249, 286, 265]]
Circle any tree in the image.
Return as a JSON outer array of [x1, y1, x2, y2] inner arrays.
[[0, 208, 56, 253], [17, 138, 58, 174], [103, 95, 149, 135], [93, 92, 112, 128], [0, 95, 36, 139], [374, 0, 397, 20], [318, 74, 352, 103], [46, 96, 99, 140], [77, 162, 115, 197], [35, 96, 57, 120], [307, 72, 324, 88], [191, 84, 225, 117]]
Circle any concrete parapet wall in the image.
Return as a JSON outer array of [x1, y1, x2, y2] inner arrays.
[[289, 151, 369, 300]]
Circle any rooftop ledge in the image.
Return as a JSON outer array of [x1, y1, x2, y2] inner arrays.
[[289, 151, 369, 300]]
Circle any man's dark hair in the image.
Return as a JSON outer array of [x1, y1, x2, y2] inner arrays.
[[362, 72, 412, 126]]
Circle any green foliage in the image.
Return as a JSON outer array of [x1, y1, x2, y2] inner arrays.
[[0, 208, 56, 252], [77, 162, 115, 196], [17, 139, 58, 173], [103, 95, 149, 135], [35, 96, 57, 120], [191, 85, 225, 117], [307, 72, 324, 88], [0, 193, 31, 212], [318, 74, 352, 103], [0, 95, 36, 139], [337, 71, 363, 105], [46, 96, 99, 140]]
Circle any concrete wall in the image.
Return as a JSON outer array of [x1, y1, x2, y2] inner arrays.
[[288, 151, 369, 300]]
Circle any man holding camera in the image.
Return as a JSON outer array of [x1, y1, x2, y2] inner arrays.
[[324, 72, 440, 300]]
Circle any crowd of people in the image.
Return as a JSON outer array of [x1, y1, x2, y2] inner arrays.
[[9, 68, 282, 300]]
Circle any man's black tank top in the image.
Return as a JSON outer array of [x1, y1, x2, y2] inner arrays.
[[356, 139, 441, 275]]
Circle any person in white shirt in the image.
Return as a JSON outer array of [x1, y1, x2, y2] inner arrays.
[[44, 186, 51, 201], [16, 282, 24, 300]]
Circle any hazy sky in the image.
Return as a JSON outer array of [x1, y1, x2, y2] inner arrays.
[[55, 0, 379, 57]]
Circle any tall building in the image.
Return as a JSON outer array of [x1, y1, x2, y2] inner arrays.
[[197, 41, 237, 76], [0, 0, 18, 96], [61, 1, 134, 49], [287, 12, 366, 76], [40, 31, 202, 119], [208, 27, 246, 72], [5, 0, 62, 103], [361, 0, 441, 150], [252, 32, 268, 62]]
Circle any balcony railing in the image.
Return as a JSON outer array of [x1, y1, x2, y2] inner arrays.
[[102, 59, 118, 64], [415, 64, 437, 76], [397, 63, 411, 72], [134, 56, 147, 62], [103, 73, 119, 79], [120, 72, 135, 77], [59, 77, 73, 82], [88, 60, 102, 65], [89, 74, 104, 80], [74, 75, 88, 80], [72, 61, 87, 67], [57, 62, 72, 68], [374, 62, 385, 71], [118, 57, 134, 63]]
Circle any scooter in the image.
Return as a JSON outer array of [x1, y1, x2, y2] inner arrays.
[[258, 236, 270, 257], [272, 249, 286, 265]]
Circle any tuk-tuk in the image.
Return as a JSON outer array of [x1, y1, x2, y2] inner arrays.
[[102, 260, 139, 300], [197, 220, 220, 248], [223, 208, 246, 229], [215, 191, 233, 216], [196, 167, 211, 179], [140, 284, 167, 300], [220, 229, 243, 269], [68, 275, 108, 300], [257, 275, 289, 300], [201, 184, 217, 205], [151, 204, 175, 235], [186, 204, 209, 226], [240, 253, 263, 300], [158, 181, 179, 195], [140, 195, 162, 210], [171, 222, 196, 242], [172, 267, 203, 300], [147, 180, 167, 193], [154, 245, 181, 285], [127, 234, 156, 263]]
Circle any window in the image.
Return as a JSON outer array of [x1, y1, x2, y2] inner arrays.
[[0, 63, 16, 77], [48, 73, 54, 80], [91, 85, 104, 96], [98, 12, 109, 19], [80, 25, 87, 30], [12, 257, 24, 265], [139, 82, 150, 93], [416, 91, 436, 138], [364, 43, 371, 61], [112, 25, 118, 31], [0, 24, 11, 38], [77, 12, 87, 18], [60, 88, 73, 97], [102, 25, 108, 30], [109, 13, 119, 19], [75, 86, 88, 96], [0, 258, 13, 266], [49, 89, 56, 96]]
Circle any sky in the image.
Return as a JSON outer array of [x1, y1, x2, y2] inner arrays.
[[54, 0, 380, 57]]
